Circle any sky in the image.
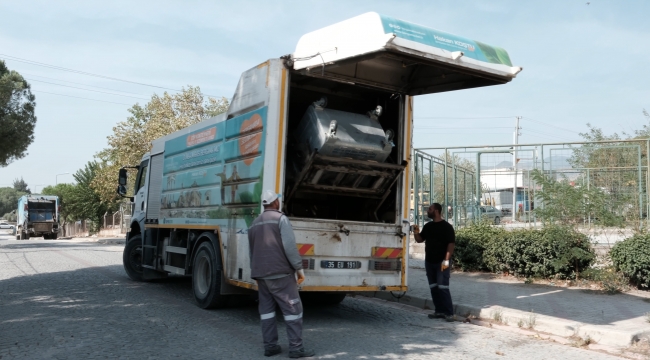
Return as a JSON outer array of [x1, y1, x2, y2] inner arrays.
[[1, 0, 649, 191]]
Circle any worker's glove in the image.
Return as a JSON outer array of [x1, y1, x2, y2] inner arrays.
[[296, 269, 305, 285], [441, 260, 450, 271]]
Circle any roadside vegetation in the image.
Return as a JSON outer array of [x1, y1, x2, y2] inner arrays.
[[1, 87, 228, 235]]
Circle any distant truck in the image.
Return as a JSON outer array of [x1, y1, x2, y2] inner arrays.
[[116, 12, 521, 309], [16, 195, 60, 240]]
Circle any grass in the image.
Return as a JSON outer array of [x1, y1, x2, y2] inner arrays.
[[491, 308, 505, 324], [524, 311, 536, 330]]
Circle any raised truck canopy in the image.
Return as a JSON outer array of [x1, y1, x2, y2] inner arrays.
[[290, 12, 522, 95]]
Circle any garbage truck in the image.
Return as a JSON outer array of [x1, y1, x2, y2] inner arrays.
[[16, 195, 60, 240], [117, 12, 522, 308]]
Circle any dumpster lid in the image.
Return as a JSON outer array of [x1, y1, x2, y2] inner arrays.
[[291, 12, 522, 95]]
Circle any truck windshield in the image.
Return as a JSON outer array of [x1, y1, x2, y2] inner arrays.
[[28, 201, 56, 222]]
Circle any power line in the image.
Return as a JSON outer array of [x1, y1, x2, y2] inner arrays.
[[416, 126, 512, 129], [26, 78, 150, 100], [523, 117, 582, 134], [22, 72, 147, 96], [0, 82, 132, 105], [36, 90, 132, 105], [415, 116, 516, 120], [0, 53, 226, 98], [524, 128, 576, 142]]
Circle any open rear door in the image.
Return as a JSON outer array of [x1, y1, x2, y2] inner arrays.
[[290, 12, 522, 94]]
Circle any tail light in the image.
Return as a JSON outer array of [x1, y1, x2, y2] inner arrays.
[[301, 259, 315, 270], [58, 205, 61, 214], [369, 259, 401, 271], [24, 204, 28, 211]]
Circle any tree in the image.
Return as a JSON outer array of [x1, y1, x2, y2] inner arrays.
[[42, 183, 76, 236], [93, 86, 228, 203], [0, 187, 26, 219], [0, 60, 37, 166], [531, 169, 624, 227], [12, 177, 30, 193], [68, 161, 118, 233]]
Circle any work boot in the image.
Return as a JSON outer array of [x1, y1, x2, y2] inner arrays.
[[445, 315, 455, 322], [288, 348, 315, 358], [264, 345, 282, 357], [428, 312, 446, 319]]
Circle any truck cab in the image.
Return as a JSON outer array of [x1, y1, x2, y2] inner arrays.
[[16, 195, 60, 240]]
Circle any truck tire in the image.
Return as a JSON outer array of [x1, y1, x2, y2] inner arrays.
[[123, 235, 145, 282], [43, 234, 50, 240], [192, 241, 228, 309], [51, 233, 58, 240]]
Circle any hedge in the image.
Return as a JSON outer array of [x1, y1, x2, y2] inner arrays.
[[453, 223, 595, 279], [610, 234, 650, 288]]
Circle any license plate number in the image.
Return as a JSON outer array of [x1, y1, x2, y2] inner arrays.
[[320, 260, 361, 269]]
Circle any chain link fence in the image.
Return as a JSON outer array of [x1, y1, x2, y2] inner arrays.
[[101, 203, 132, 234], [414, 139, 650, 232]]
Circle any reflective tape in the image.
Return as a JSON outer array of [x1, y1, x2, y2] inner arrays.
[[429, 283, 438, 288], [260, 312, 276, 320], [284, 312, 303, 321], [438, 285, 449, 289]]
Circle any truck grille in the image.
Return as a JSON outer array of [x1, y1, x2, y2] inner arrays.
[[33, 223, 52, 232]]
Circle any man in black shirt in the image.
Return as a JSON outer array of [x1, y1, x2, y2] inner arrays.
[[413, 203, 455, 321]]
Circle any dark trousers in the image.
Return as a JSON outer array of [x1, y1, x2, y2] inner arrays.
[[257, 275, 303, 351], [425, 261, 454, 315]]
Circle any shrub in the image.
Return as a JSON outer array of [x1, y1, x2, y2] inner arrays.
[[454, 224, 595, 279], [610, 234, 650, 288], [453, 222, 507, 271], [582, 266, 630, 293]]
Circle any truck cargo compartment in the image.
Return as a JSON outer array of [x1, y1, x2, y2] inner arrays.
[[284, 75, 405, 223]]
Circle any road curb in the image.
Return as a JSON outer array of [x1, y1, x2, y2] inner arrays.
[[358, 291, 649, 348]]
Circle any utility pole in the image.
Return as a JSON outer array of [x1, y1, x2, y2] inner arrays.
[[512, 116, 521, 222]]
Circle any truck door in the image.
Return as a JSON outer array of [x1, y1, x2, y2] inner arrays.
[[132, 159, 150, 228]]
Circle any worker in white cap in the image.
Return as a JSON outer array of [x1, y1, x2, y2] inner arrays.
[[248, 189, 314, 358]]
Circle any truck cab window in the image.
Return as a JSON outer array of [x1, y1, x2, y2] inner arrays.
[[134, 160, 149, 193]]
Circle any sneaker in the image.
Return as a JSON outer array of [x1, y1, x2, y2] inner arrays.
[[264, 345, 282, 357], [445, 315, 455, 322], [428, 312, 446, 319], [288, 348, 315, 358]]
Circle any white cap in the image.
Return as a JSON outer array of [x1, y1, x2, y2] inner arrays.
[[261, 189, 281, 205]]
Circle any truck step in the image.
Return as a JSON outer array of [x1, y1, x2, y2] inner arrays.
[[163, 265, 186, 275], [165, 246, 187, 255]]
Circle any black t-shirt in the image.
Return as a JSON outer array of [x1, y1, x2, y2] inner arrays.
[[419, 220, 455, 263]]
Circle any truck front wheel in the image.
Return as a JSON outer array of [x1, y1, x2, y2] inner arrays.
[[123, 235, 145, 282], [192, 241, 228, 309]]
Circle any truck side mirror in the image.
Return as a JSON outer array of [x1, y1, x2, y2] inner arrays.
[[118, 168, 128, 185], [117, 185, 127, 197]]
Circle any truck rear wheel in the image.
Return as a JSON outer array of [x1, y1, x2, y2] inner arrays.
[[123, 235, 145, 282], [51, 233, 58, 240], [192, 241, 228, 309]]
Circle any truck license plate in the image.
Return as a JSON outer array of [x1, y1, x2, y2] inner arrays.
[[321, 260, 361, 269]]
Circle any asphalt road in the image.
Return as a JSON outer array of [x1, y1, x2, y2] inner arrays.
[[0, 231, 621, 360]]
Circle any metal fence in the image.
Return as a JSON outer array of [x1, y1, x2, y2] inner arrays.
[[413, 139, 650, 230], [102, 203, 132, 234], [63, 220, 90, 237]]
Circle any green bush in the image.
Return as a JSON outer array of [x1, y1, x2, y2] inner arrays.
[[453, 224, 595, 279], [454, 222, 507, 271], [610, 234, 650, 288]]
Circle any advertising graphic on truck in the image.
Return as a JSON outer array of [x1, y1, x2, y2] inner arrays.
[[116, 12, 521, 309]]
